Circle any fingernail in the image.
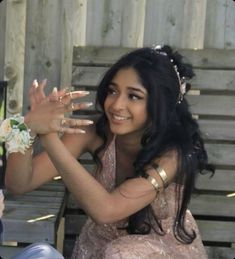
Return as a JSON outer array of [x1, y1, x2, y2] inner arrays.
[[85, 102, 93, 107], [86, 120, 94, 125], [79, 129, 86, 134], [33, 79, 38, 88], [52, 87, 58, 93], [42, 78, 47, 84], [76, 91, 90, 96]]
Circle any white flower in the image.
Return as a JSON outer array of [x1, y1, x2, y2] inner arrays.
[[0, 119, 12, 140], [0, 114, 35, 155]]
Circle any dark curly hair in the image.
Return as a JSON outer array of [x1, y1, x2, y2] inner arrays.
[[93, 45, 214, 244]]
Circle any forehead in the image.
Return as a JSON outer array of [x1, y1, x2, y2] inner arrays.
[[111, 68, 147, 92]]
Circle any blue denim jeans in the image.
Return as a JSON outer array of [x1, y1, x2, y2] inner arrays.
[[10, 242, 64, 259]]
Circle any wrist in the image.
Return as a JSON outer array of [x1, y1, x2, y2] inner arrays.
[[40, 133, 59, 147], [24, 113, 37, 138], [0, 114, 36, 154]]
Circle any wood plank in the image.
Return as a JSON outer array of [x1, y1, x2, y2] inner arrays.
[[72, 66, 235, 91], [72, 66, 107, 87], [72, 0, 87, 47], [206, 143, 235, 167], [190, 194, 235, 217], [186, 95, 235, 117], [192, 69, 235, 91], [204, 0, 227, 49], [0, 0, 6, 80], [225, 0, 235, 49], [65, 214, 87, 235], [23, 0, 62, 114], [60, 0, 75, 87], [199, 120, 235, 141], [205, 246, 235, 259], [195, 169, 235, 191], [73, 47, 235, 69], [85, 0, 145, 47], [0, 246, 24, 259], [196, 220, 235, 243], [4, 0, 26, 116], [3, 207, 59, 220], [2, 219, 55, 244]]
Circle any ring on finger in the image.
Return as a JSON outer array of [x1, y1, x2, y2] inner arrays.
[[59, 96, 63, 103], [60, 118, 66, 126], [59, 127, 64, 134], [71, 103, 75, 110]]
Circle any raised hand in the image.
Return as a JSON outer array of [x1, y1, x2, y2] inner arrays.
[[25, 80, 93, 135]]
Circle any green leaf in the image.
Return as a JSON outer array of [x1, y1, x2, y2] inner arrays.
[[18, 123, 27, 131], [10, 119, 19, 127]]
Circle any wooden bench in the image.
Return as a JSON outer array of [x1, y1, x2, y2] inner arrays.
[[0, 180, 67, 259], [63, 46, 235, 259]]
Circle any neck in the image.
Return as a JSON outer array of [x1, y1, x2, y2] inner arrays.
[[115, 134, 142, 157]]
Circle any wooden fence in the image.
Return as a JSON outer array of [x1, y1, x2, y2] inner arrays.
[[0, 0, 235, 117]]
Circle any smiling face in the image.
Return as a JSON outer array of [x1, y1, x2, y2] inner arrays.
[[104, 68, 148, 137]]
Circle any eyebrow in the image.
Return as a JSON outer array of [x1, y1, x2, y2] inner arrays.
[[109, 82, 147, 94]]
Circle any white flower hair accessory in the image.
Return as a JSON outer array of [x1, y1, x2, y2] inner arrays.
[[153, 44, 187, 104], [0, 114, 35, 155]]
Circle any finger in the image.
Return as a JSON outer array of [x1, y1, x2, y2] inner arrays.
[[65, 118, 94, 127], [64, 91, 90, 100], [29, 79, 38, 110], [66, 102, 93, 112], [37, 79, 47, 99], [49, 87, 59, 102], [58, 118, 93, 128]]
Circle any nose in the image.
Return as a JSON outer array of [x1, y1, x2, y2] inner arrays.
[[110, 94, 126, 111]]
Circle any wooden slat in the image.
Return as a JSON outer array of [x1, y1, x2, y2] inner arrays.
[[206, 143, 235, 166], [196, 220, 235, 243], [144, 0, 207, 49], [205, 246, 235, 259], [65, 214, 87, 235], [72, 66, 108, 87], [0, 246, 24, 259], [73, 47, 235, 69], [192, 69, 235, 91], [190, 194, 235, 217], [2, 180, 67, 245], [2, 219, 55, 244], [199, 120, 235, 141], [195, 169, 235, 191], [72, 66, 235, 92], [85, 0, 145, 47], [187, 95, 235, 117]]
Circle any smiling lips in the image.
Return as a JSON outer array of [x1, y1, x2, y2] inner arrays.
[[110, 113, 131, 122]]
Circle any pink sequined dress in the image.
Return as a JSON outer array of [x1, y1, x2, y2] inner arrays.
[[71, 138, 208, 259]]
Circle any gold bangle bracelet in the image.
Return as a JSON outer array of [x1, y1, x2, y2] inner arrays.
[[152, 163, 169, 188], [146, 175, 160, 192]]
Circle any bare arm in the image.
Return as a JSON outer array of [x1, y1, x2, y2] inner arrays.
[[5, 81, 94, 194], [40, 133, 177, 224]]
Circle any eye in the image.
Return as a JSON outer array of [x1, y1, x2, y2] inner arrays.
[[107, 87, 117, 95], [128, 93, 143, 100]]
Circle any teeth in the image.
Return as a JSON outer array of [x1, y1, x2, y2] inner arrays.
[[112, 114, 128, 121]]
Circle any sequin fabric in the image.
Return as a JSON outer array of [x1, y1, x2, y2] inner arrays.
[[71, 138, 208, 259]]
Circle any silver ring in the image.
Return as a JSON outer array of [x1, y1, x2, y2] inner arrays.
[[60, 118, 66, 126], [71, 103, 75, 110], [59, 127, 64, 134]]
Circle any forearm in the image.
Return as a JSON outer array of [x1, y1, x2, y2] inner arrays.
[[5, 148, 34, 194], [41, 133, 111, 223]]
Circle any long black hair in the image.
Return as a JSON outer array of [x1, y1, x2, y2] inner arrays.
[[93, 46, 214, 244]]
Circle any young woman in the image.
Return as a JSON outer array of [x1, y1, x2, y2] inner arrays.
[[3, 46, 213, 258]]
